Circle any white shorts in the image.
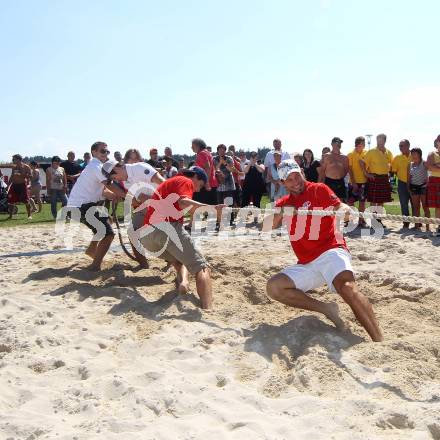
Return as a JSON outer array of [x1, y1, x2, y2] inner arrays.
[[281, 248, 353, 293]]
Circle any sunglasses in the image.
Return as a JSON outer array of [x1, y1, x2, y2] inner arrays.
[[99, 149, 110, 154]]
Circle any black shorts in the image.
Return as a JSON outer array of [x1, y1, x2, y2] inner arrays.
[[409, 184, 427, 196], [216, 190, 236, 205], [79, 202, 114, 239], [325, 177, 347, 202], [193, 187, 217, 205]]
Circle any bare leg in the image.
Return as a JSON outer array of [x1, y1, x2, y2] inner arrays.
[[266, 273, 347, 330], [29, 198, 37, 213], [88, 235, 114, 271], [195, 267, 213, 309], [333, 271, 383, 342], [358, 201, 366, 225], [411, 194, 421, 228], [25, 202, 32, 218], [85, 241, 98, 259], [36, 195, 42, 212], [172, 261, 189, 294]]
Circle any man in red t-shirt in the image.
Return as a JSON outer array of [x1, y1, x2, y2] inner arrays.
[[140, 167, 223, 309], [192, 138, 217, 205], [266, 160, 382, 342]]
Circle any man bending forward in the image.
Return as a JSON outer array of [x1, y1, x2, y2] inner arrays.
[[266, 160, 383, 342]]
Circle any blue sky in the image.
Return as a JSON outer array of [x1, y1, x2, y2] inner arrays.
[[1, 0, 439, 161]]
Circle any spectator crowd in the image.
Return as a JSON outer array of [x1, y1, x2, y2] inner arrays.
[[2, 134, 440, 235]]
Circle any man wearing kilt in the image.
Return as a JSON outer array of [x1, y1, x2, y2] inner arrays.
[[361, 134, 393, 218], [426, 135, 440, 236]]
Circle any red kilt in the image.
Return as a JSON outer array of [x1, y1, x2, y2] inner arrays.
[[367, 175, 392, 204], [427, 176, 440, 208], [7, 183, 29, 204]]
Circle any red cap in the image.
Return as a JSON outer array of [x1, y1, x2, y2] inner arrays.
[[150, 148, 158, 155]]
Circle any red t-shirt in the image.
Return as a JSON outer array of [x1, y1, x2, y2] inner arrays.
[[232, 156, 241, 186], [275, 182, 347, 264], [195, 149, 217, 188], [144, 175, 195, 225]]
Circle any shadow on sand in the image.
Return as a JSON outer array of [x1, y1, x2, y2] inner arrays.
[[244, 316, 438, 403], [26, 262, 243, 335]]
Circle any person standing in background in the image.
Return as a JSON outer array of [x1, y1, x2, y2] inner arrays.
[[7, 154, 33, 220], [270, 151, 288, 201], [391, 139, 412, 229], [361, 134, 393, 220], [320, 147, 331, 163], [46, 156, 68, 219], [61, 151, 82, 195], [426, 136, 440, 236], [29, 161, 42, 213], [319, 137, 349, 202], [192, 138, 217, 205], [214, 144, 237, 205], [264, 139, 290, 201], [164, 157, 178, 179], [408, 148, 429, 231], [242, 151, 266, 208], [81, 152, 91, 169], [163, 146, 179, 169], [302, 149, 320, 182], [114, 151, 124, 165], [347, 136, 368, 226], [147, 148, 164, 170], [293, 152, 304, 168], [227, 145, 243, 208]]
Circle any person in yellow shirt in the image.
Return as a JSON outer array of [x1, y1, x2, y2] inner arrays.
[[347, 136, 367, 226], [426, 135, 440, 236], [360, 133, 393, 213], [391, 139, 412, 228]]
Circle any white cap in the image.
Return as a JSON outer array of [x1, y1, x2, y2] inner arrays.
[[102, 159, 119, 177], [277, 160, 302, 181]]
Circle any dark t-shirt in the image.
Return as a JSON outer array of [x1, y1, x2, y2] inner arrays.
[[147, 159, 164, 169], [303, 160, 320, 182], [61, 160, 82, 177]]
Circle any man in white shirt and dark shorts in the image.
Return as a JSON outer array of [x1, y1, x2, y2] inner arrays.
[[67, 142, 125, 270]]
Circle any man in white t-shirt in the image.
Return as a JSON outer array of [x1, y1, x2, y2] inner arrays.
[[264, 139, 290, 201], [68, 141, 125, 270], [102, 160, 165, 267]]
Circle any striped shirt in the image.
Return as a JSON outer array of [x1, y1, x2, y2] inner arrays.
[[409, 162, 428, 186]]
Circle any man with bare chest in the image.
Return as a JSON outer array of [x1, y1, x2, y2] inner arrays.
[[7, 154, 33, 219], [319, 137, 349, 202]]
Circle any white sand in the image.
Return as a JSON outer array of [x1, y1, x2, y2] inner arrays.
[[1, 223, 440, 439]]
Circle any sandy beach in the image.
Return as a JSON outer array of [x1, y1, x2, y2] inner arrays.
[[1, 222, 440, 439]]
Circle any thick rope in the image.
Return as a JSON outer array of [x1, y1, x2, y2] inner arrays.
[[222, 206, 440, 226], [111, 201, 138, 261]]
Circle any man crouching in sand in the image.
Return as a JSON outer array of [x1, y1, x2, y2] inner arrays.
[[266, 160, 383, 342], [140, 167, 224, 309]]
